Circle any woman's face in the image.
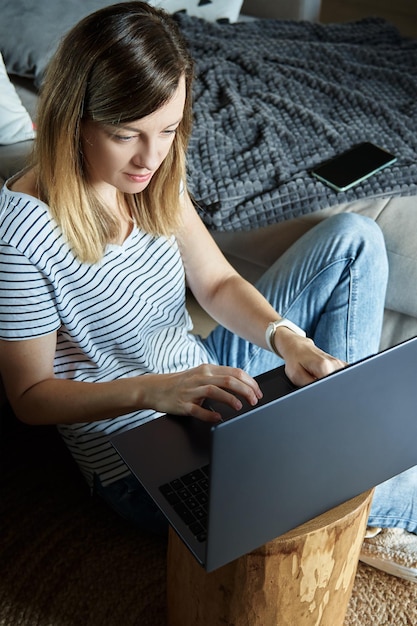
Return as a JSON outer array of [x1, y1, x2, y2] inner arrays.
[[81, 76, 186, 201]]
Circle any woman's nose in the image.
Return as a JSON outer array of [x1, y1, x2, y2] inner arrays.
[[133, 139, 159, 171]]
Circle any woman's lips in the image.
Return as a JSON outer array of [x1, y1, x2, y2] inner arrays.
[[125, 172, 152, 183]]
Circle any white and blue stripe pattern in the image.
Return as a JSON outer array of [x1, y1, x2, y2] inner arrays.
[[0, 185, 211, 487]]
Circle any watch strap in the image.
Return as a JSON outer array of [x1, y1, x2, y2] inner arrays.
[[265, 319, 306, 357]]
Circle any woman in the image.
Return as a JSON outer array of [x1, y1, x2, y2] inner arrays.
[[0, 2, 413, 579]]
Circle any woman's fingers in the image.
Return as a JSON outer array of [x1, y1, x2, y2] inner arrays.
[[145, 346, 346, 424], [146, 364, 262, 422]]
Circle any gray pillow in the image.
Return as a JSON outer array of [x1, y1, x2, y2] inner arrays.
[[0, 1, 118, 88], [0, 0, 243, 89]]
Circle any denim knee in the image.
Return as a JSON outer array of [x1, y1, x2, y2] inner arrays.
[[326, 212, 388, 276]]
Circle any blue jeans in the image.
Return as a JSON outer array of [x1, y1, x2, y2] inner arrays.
[[99, 214, 415, 534], [367, 466, 417, 533], [94, 472, 169, 536], [204, 212, 387, 371]]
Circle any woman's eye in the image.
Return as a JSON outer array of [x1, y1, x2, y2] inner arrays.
[[114, 135, 135, 142]]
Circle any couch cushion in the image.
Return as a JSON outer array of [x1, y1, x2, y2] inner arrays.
[[0, 53, 35, 145], [0, 0, 243, 88], [0, 140, 32, 184]]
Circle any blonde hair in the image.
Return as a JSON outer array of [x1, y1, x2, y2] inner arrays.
[[33, 2, 194, 263]]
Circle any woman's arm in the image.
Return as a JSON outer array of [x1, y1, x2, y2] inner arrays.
[[0, 333, 143, 424], [178, 192, 345, 385], [0, 334, 261, 425]]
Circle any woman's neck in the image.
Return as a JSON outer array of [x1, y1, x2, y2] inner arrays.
[[9, 167, 39, 198], [110, 195, 135, 244]]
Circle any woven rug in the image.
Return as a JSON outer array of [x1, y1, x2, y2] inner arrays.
[[1, 409, 416, 626]]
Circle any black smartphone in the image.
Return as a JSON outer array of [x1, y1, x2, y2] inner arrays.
[[310, 142, 397, 192]]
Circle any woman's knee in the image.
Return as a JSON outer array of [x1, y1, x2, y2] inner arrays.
[[321, 212, 388, 273], [328, 211, 384, 243]]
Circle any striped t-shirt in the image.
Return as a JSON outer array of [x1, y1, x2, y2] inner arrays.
[[0, 182, 214, 487]]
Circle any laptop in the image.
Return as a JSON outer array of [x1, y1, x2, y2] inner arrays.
[[111, 336, 417, 572]]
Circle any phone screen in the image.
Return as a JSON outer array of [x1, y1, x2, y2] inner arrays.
[[311, 142, 397, 192]]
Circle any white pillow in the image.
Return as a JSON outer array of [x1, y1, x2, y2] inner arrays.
[[150, 0, 244, 23], [0, 53, 35, 145]]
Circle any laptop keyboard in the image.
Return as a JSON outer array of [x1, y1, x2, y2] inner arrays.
[[159, 465, 210, 542]]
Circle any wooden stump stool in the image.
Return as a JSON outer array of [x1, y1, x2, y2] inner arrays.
[[167, 489, 374, 626]]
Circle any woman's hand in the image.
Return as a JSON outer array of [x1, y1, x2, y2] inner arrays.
[[141, 364, 263, 423], [274, 327, 347, 387]]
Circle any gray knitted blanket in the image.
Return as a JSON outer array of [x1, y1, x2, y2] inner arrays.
[[177, 16, 417, 231]]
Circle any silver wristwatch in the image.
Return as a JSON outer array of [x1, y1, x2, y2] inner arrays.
[[265, 319, 306, 357]]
